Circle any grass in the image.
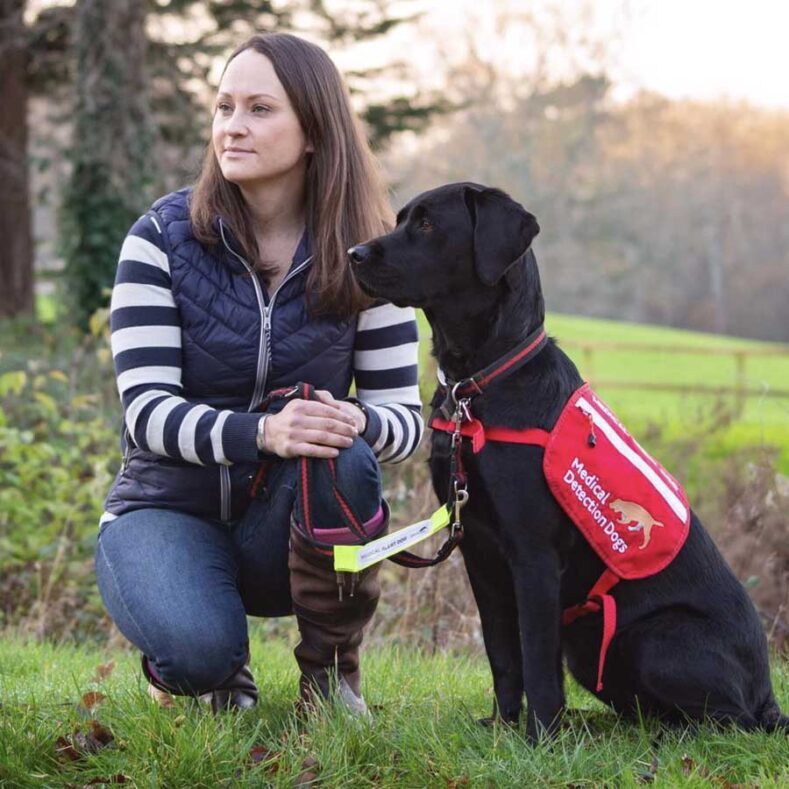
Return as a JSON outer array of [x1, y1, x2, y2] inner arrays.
[[1, 631, 787, 787]]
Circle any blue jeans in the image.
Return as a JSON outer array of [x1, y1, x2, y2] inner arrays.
[[95, 437, 382, 694]]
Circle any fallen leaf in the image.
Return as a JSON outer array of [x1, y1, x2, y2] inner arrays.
[[295, 771, 318, 786], [72, 730, 104, 756], [55, 736, 82, 762], [81, 692, 106, 713], [55, 721, 115, 763], [173, 715, 186, 727], [681, 754, 694, 776], [249, 745, 281, 775], [89, 719, 114, 746], [93, 661, 117, 683], [81, 775, 129, 785], [249, 745, 275, 765]]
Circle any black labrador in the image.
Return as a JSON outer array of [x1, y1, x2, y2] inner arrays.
[[348, 182, 787, 740]]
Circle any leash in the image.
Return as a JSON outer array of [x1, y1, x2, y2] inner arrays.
[[250, 383, 469, 579], [389, 325, 551, 570], [338, 391, 470, 572], [252, 325, 547, 579]]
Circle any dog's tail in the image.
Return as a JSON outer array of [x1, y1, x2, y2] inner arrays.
[[758, 697, 789, 733]]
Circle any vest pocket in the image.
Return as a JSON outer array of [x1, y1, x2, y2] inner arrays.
[[109, 449, 223, 521]]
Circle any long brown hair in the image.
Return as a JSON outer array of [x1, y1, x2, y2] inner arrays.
[[191, 33, 392, 317]]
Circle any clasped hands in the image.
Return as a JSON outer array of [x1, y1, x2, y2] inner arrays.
[[262, 390, 366, 459]]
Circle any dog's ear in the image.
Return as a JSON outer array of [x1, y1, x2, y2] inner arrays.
[[463, 187, 540, 286]]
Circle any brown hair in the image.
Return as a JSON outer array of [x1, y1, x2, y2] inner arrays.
[[190, 33, 392, 317]]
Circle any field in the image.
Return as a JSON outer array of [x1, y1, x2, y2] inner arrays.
[[1, 634, 787, 788], [416, 311, 789, 473]]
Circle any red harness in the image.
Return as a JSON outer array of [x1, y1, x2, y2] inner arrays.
[[430, 333, 690, 692]]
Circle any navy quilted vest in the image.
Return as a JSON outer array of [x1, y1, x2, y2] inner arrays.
[[105, 188, 356, 523]]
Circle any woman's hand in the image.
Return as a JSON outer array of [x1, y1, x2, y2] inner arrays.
[[314, 390, 367, 433], [264, 390, 360, 458]]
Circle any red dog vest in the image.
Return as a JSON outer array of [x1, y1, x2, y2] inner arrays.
[[430, 383, 691, 691]]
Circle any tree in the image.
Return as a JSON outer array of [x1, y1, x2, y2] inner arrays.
[[49, 0, 448, 325], [1, 0, 34, 320], [0, 0, 72, 321], [385, 2, 789, 341], [60, 0, 153, 330], [141, 0, 449, 189]]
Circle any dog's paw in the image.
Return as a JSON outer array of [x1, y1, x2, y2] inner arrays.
[[477, 715, 519, 728]]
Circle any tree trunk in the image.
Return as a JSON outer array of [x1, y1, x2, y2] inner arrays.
[[61, 0, 152, 328], [0, 0, 34, 319]]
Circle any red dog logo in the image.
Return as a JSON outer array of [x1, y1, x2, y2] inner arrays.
[[609, 499, 663, 550]]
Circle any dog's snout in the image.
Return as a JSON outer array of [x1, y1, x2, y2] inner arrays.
[[348, 244, 371, 264]]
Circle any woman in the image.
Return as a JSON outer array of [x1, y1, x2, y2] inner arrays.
[[95, 32, 422, 714]]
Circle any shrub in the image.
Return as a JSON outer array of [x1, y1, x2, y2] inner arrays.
[[0, 312, 118, 639]]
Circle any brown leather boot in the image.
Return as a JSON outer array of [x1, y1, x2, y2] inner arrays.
[[141, 654, 259, 713], [288, 517, 386, 715]]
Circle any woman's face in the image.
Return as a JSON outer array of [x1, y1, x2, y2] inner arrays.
[[212, 49, 312, 189]]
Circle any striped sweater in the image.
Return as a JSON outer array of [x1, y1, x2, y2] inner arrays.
[[109, 211, 424, 475]]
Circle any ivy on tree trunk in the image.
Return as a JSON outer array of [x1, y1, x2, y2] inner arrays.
[[60, 0, 154, 329]]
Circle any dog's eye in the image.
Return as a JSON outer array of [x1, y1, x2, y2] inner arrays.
[[418, 217, 433, 232]]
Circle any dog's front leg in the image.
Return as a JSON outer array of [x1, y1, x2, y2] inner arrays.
[[510, 546, 565, 741], [461, 532, 524, 724]]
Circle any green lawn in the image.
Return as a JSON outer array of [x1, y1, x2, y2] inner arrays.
[[1, 633, 787, 787], [417, 311, 789, 472]]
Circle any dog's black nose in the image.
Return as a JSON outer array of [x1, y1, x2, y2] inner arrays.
[[348, 245, 370, 264]]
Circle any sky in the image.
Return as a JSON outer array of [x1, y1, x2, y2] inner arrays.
[[608, 0, 789, 108], [364, 0, 789, 111], [26, 0, 789, 111]]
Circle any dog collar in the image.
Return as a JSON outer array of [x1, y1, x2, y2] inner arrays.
[[437, 324, 548, 419]]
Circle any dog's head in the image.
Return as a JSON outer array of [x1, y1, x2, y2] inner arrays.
[[349, 182, 540, 310]]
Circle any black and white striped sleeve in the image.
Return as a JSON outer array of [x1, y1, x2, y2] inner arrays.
[[110, 213, 262, 465], [352, 302, 424, 464]]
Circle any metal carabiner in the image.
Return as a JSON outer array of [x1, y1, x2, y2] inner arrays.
[[451, 481, 469, 536], [450, 380, 463, 408]]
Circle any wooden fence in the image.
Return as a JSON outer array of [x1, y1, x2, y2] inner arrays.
[[560, 341, 789, 414]]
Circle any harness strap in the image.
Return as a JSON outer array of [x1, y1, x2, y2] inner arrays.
[[432, 401, 626, 691], [429, 416, 550, 453], [562, 568, 620, 692]]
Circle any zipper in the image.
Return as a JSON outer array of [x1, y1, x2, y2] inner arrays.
[[220, 464, 231, 522], [217, 219, 312, 520], [577, 403, 597, 448], [121, 428, 132, 473], [252, 259, 312, 405]]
